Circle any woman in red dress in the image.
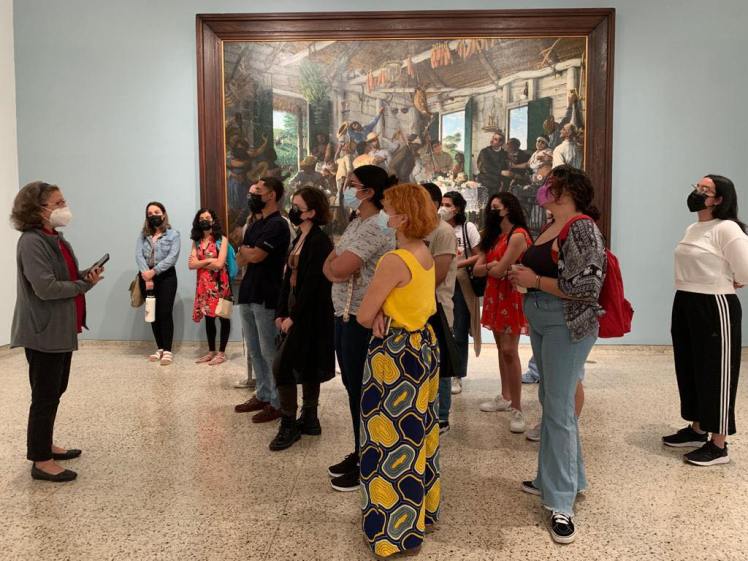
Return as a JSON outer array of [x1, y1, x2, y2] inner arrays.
[[474, 193, 532, 433], [189, 208, 232, 366]]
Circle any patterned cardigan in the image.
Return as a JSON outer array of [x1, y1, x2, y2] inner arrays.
[[558, 219, 607, 341]]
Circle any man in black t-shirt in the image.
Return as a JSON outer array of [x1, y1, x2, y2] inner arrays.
[[234, 177, 291, 423]]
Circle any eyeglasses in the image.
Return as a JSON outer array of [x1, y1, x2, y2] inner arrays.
[[44, 199, 67, 209], [691, 184, 716, 197]]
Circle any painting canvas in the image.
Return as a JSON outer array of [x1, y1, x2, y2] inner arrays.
[[222, 37, 587, 238]]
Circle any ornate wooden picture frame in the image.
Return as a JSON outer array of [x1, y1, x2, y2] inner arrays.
[[196, 9, 615, 240]]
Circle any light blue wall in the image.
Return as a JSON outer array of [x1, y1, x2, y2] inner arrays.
[[13, 0, 747, 344]]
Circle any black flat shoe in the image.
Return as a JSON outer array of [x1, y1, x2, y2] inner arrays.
[[31, 465, 77, 482], [52, 449, 82, 461]]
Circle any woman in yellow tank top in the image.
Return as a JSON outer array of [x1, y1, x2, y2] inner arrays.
[[357, 183, 441, 558]]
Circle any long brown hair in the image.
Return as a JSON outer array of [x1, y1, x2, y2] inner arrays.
[[142, 201, 171, 236], [11, 181, 60, 232]]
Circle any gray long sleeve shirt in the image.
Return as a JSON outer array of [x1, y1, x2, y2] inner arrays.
[[11, 229, 93, 353]]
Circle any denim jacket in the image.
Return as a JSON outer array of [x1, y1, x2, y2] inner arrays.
[[135, 228, 181, 275]]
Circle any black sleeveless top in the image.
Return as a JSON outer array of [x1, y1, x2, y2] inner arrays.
[[521, 238, 559, 280]]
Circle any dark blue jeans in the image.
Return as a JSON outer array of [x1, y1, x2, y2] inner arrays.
[[335, 315, 372, 454]]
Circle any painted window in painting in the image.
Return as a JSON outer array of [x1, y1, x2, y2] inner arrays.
[[508, 106, 529, 150]]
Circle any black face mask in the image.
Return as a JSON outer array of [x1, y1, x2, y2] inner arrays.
[[248, 194, 266, 213], [198, 219, 212, 231], [687, 191, 709, 213], [288, 207, 305, 226], [147, 215, 164, 229], [486, 208, 503, 227]]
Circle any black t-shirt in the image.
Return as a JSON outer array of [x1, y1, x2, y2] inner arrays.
[[238, 211, 291, 308]]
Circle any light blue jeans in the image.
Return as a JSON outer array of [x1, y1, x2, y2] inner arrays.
[[240, 303, 279, 408], [524, 291, 596, 516]]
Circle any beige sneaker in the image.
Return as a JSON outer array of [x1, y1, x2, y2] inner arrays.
[[526, 422, 541, 442], [510, 409, 526, 433], [479, 395, 512, 412], [451, 378, 463, 395]]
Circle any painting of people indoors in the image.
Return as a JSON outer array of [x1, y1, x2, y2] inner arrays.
[[223, 37, 586, 238]]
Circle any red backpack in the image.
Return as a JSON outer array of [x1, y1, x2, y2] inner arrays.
[[559, 216, 633, 338]]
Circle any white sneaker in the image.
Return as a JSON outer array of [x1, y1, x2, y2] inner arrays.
[[510, 409, 526, 433], [479, 395, 512, 412], [451, 378, 462, 395], [526, 422, 541, 442]]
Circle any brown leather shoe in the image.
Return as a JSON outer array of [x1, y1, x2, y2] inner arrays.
[[235, 396, 268, 413], [252, 405, 282, 423]]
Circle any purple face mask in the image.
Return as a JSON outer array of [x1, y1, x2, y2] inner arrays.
[[536, 181, 554, 207]]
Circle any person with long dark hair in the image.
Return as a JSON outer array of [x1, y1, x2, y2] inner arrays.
[[663, 174, 748, 465], [322, 165, 396, 491], [508, 165, 606, 544], [11, 181, 105, 482], [270, 187, 335, 451], [189, 208, 232, 366], [136, 201, 181, 366], [474, 193, 532, 433], [440, 190, 482, 395]]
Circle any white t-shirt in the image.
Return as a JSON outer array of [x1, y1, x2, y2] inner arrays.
[[454, 221, 481, 255], [674, 219, 748, 295]]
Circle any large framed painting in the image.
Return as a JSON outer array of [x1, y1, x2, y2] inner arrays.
[[196, 9, 615, 241]]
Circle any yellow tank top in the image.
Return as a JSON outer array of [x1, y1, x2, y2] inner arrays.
[[380, 249, 436, 331]]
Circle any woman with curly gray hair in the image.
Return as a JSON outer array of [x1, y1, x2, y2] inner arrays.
[[10, 181, 104, 482]]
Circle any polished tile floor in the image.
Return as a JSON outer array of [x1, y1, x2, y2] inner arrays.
[[0, 342, 746, 560]]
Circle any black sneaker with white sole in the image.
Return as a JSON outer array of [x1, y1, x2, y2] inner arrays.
[[662, 425, 708, 448], [549, 512, 576, 544], [328, 452, 358, 478], [521, 480, 541, 496], [439, 421, 450, 435], [684, 441, 729, 466], [330, 469, 359, 492]]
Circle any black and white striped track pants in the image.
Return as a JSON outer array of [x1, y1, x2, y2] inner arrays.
[[671, 290, 742, 435]]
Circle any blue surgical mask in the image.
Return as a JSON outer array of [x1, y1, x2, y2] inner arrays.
[[343, 188, 362, 210], [377, 209, 394, 233]]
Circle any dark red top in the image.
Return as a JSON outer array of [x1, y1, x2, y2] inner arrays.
[[43, 228, 85, 333]]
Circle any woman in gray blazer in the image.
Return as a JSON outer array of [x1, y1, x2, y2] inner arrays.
[[10, 181, 104, 482]]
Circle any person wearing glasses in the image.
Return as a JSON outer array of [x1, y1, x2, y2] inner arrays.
[[322, 165, 396, 492], [663, 176, 748, 466], [11, 181, 105, 482]]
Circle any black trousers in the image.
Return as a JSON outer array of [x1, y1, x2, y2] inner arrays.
[[205, 316, 231, 352], [25, 349, 72, 462], [671, 291, 742, 435], [335, 315, 372, 454], [140, 267, 178, 351]]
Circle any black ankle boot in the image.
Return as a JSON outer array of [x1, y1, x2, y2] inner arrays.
[[297, 406, 321, 436], [269, 415, 301, 451]]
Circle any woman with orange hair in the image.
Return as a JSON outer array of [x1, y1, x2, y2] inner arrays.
[[357, 183, 440, 558]]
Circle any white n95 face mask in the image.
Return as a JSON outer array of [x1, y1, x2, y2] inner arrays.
[[49, 207, 73, 228]]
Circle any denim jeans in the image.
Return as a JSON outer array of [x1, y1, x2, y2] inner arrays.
[[240, 303, 279, 408], [335, 315, 372, 453], [451, 283, 470, 378], [524, 291, 596, 516], [438, 377, 451, 423]]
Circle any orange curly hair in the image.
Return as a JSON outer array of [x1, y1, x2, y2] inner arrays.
[[383, 183, 438, 239]]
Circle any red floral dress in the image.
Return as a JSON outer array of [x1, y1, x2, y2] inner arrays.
[[480, 228, 532, 335], [192, 237, 230, 322]]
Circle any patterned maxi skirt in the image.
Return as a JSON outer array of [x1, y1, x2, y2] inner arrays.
[[360, 325, 441, 558]]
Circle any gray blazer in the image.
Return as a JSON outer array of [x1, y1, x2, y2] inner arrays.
[[11, 229, 93, 353]]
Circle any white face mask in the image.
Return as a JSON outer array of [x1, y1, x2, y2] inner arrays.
[[48, 207, 73, 228], [438, 206, 455, 221]]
